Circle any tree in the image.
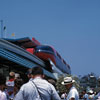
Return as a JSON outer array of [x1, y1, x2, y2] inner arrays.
[[56, 74, 81, 95]]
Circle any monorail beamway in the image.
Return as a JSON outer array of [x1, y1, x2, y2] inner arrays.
[[0, 38, 57, 81]]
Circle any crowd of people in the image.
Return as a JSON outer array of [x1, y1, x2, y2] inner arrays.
[[0, 65, 100, 100], [79, 89, 100, 100]]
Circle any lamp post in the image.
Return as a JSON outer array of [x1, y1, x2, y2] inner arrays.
[[0, 20, 3, 38]]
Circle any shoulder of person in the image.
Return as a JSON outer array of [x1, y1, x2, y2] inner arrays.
[[19, 81, 31, 90]]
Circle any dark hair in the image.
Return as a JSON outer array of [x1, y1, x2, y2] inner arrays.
[[14, 78, 24, 95], [0, 73, 6, 85], [26, 68, 32, 75], [15, 79, 24, 90], [31, 66, 43, 75]]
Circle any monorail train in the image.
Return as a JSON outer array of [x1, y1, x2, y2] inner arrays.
[[4, 37, 71, 74], [33, 45, 71, 74]]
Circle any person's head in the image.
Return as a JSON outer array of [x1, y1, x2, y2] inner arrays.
[[9, 71, 15, 79], [31, 66, 44, 78], [14, 78, 24, 95], [0, 73, 6, 91], [27, 68, 32, 79], [82, 90, 87, 95], [61, 76, 75, 90]]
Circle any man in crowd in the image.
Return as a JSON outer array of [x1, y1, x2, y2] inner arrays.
[[6, 71, 15, 100], [87, 89, 95, 100], [27, 68, 33, 81], [61, 76, 79, 100], [14, 66, 61, 100]]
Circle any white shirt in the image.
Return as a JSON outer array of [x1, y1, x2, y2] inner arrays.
[[61, 93, 67, 100], [14, 77, 61, 100], [67, 86, 79, 100], [88, 94, 95, 100], [0, 90, 7, 100], [83, 93, 89, 100]]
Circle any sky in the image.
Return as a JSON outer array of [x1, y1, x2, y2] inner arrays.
[[0, 0, 100, 76]]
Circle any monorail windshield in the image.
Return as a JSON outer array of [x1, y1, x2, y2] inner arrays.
[[35, 45, 54, 53]]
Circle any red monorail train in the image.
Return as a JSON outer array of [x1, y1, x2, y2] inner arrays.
[[32, 45, 71, 74], [5, 37, 71, 74]]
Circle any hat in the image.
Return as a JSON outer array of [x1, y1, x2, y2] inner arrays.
[[61, 77, 75, 85], [87, 90, 93, 94], [9, 72, 15, 77], [15, 73, 20, 78]]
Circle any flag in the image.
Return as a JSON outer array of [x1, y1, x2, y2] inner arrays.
[[11, 33, 15, 36]]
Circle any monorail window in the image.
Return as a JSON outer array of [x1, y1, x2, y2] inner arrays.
[[63, 59, 67, 65], [35, 45, 54, 52], [56, 52, 62, 59], [67, 64, 70, 69]]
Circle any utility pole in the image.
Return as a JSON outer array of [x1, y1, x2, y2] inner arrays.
[[0, 20, 3, 38]]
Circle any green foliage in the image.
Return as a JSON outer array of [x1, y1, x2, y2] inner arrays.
[[72, 75, 80, 90], [56, 72, 100, 95], [56, 75, 67, 94], [56, 74, 81, 94]]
